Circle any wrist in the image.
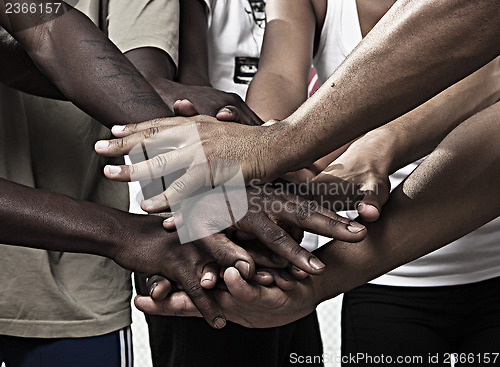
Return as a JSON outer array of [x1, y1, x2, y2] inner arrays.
[[265, 119, 314, 177], [107, 212, 164, 261], [346, 130, 397, 175]]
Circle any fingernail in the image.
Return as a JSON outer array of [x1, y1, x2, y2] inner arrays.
[[309, 257, 325, 270], [149, 283, 158, 297], [201, 273, 215, 283], [95, 140, 110, 150], [235, 260, 251, 279], [111, 125, 127, 134], [256, 271, 267, 277], [348, 221, 366, 233], [142, 199, 154, 209], [214, 317, 226, 329], [106, 165, 122, 175], [164, 216, 175, 223], [357, 202, 366, 211]]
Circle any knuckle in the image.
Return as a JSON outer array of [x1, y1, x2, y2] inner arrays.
[[212, 247, 231, 265], [290, 245, 305, 257], [113, 137, 125, 150], [295, 201, 317, 221], [151, 154, 168, 171], [171, 179, 187, 195], [144, 126, 161, 140], [186, 281, 204, 299], [327, 217, 341, 228], [266, 226, 288, 245], [129, 163, 138, 178]]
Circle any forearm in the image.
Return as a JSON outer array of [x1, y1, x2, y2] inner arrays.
[[0, 26, 64, 98], [275, 0, 500, 172], [365, 57, 500, 174], [1, 1, 173, 127], [312, 101, 500, 302], [177, 0, 210, 86], [246, 0, 314, 121], [246, 71, 308, 121], [0, 177, 137, 258], [125, 47, 176, 83]]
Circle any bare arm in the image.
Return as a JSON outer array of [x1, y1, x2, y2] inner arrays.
[[314, 101, 500, 302], [177, 0, 211, 86], [275, 0, 500, 172], [0, 0, 174, 127], [95, 0, 500, 211], [366, 56, 500, 175], [0, 25, 64, 98], [135, 100, 500, 327], [246, 0, 315, 121], [306, 56, 500, 221]]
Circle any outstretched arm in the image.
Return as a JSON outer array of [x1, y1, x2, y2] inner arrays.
[[275, 0, 500, 172], [308, 56, 500, 221], [0, 0, 173, 127], [135, 100, 500, 327], [97, 0, 500, 206]]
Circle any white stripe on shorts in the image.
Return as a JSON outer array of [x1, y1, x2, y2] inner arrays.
[[119, 328, 126, 367]]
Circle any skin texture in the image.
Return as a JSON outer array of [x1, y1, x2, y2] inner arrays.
[[97, 0, 500, 204], [0, 25, 64, 98], [0, 0, 174, 127], [249, 0, 500, 221], [134, 101, 500, 327], [0, 0, 265, 329], [0, 1, 366, 327]]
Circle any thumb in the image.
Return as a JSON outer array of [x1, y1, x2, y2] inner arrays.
[[174, 99, 199, 117], [216, 105, 241, 122], [357, 176, 390, 222]]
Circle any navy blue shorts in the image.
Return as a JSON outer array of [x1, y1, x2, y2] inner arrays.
[[0, 326, 132, 367]]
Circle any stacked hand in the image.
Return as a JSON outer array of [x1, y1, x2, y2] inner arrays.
[[109, 121, 394, 328], [95, 110, 396, 329], [119, 184, 366, 328], [95, 115, 294, 207], [150, 79, 264, 126]]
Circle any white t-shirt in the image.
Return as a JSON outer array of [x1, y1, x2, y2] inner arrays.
[[204, 0, 320, 251], [314, 0, 500, 287], [204, 0, 265, 98]]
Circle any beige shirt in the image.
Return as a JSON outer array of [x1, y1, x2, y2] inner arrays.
[[0, 0, 179, 338]]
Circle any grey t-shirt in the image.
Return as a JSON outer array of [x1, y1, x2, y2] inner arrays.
[[0, 0, 179, 338]]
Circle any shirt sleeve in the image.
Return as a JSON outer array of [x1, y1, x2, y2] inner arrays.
[[107, 0, 180, 66]]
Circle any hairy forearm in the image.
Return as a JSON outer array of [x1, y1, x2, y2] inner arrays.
[[313, 101, 500, 302], [0, 1, 173, 127], [274, 0, 500, 172]]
